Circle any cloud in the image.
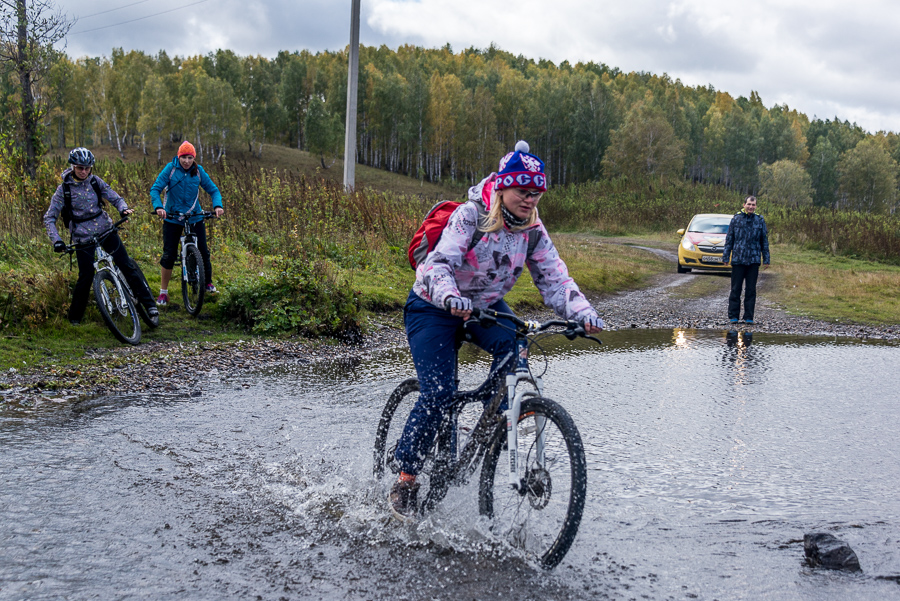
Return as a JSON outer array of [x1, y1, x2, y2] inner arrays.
[[53, 0, 900, 132], [366, 0, 900, 131]]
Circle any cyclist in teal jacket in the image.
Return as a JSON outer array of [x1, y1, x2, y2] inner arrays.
[[149, 141, 224, 305]]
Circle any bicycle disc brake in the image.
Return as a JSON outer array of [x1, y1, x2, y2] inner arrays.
[[522, 467, 552, 510]]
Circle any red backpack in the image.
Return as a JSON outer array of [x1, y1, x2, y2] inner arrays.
[[408, 200, 482, 269], [407, 199, 541, 270]]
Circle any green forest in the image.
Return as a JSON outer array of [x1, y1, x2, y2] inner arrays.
[[2, 42, 900, 214]]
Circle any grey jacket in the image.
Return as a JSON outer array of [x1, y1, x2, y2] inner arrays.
[[44, 169, 128, 244]]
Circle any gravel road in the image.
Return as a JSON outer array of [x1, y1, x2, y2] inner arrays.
[[599, 245, 898, 341]]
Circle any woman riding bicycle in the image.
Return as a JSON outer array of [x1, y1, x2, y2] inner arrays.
[[43, 147, 158, 326], [150, 141, 224, 305], [390, 141, 604, 519]]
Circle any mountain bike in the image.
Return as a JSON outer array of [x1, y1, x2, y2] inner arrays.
[[166, 211, 217, 316], [63, 217, 158, 345], [373, 308, 600, 569]]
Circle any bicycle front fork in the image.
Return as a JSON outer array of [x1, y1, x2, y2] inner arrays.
[[505, 370, 545, 489], [180, 241, 195, 281]]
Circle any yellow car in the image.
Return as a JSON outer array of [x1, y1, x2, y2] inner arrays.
[[676, 213, 733, 273]]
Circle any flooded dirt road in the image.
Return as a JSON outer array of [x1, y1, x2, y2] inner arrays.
[[3, 328, 899, 600]]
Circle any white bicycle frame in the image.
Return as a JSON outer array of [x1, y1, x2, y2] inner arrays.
[[93, 245, 134, 316], [504, 321, 547, 489], [179, 228, 200, 284]]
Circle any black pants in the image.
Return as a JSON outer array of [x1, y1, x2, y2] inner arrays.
[[160, 221, 212, 285], [70, 231, 155, 321], [728, 263, 760, 321]]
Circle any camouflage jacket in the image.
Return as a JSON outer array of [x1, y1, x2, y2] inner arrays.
[[723, 210, 770, 265]]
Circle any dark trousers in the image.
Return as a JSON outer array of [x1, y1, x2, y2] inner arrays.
[[394, 291, 517, 476], [70, 231, 155, 321], [728, 263, 760, 321], [160, 221, 212, 285]]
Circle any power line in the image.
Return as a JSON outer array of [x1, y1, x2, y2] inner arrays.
[[70, 0, 212, 35], [77, 0, 154, 20]]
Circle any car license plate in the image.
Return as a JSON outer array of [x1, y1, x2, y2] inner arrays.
[[701, 255, 723, 263]]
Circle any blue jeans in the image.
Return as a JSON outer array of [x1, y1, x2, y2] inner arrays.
[[393, 291, 516, 476]]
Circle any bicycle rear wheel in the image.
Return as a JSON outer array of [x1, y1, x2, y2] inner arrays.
[[181, 245, 205, 316], [93, 270, 141, 345], [373, 378, 420, 480], [372, 379, 459, 515], [130, 260, 158, 329], [478, 396, 587, 569]]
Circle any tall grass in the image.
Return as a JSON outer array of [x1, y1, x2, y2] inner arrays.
[[0, 157, 431, 333], [2, 161, 897, 333]]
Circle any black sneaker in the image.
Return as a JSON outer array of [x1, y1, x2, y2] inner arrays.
[[147, 306, 159, 318], [389, 479, 420, 521]]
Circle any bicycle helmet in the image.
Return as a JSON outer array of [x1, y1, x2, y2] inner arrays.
[[68, 147, 95, 167]]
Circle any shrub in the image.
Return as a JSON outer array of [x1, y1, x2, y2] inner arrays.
[[218, 257, 361, 340]]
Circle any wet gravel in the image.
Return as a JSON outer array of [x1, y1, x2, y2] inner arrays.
[[598, 246, 900, 342], [2, 247, 897, 406], [0, 317, 407, 408]]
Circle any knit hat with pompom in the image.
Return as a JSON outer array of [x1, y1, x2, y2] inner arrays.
[[495, 140, 546, 191]]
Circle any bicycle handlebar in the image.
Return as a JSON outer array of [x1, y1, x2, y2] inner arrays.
[[161, 210, 219, 220], [59, 217, 129, 254], [467, 308, 602, 345]]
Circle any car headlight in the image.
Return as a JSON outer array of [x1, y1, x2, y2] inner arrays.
[[681, 238, 697, 252]]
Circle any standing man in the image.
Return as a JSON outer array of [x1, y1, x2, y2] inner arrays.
[[722, 195, 770, 325]]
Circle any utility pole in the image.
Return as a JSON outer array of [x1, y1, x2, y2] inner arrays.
[[343, 0, 360, 192]]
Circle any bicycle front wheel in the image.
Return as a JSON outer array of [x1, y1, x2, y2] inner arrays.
[[93, 270, 141, 345], [478, 396, 587, 569], [181, 245, 205, 316]]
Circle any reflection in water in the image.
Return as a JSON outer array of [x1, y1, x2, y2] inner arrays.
[[725, 329, 754, 348], [722, 329, 762, 386]]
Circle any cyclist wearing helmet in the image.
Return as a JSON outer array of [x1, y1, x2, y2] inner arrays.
[[150, 141, 224, 305], [43, 147, 158, 326], [389, 141, 604, 519]]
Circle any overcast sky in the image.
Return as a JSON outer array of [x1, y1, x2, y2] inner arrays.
[[54, 0, 900, 134]]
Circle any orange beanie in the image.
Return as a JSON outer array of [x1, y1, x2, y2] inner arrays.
[[178, 141, 196, 157]]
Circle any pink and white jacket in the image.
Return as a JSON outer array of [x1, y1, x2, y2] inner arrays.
[[412, 174, 599, 322]]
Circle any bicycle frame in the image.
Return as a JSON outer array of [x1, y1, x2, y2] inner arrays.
[[67, 220, 135, 316], [439, 319, 547, 492], [166, 211, 213, 282], [440, 310, 599, 493], [92, 244, 135, 315]]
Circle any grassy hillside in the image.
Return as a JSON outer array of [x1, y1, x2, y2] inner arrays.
[[46, 142, 464, 199]]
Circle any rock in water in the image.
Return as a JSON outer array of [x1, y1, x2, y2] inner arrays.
[[804, 533, 862, 571]]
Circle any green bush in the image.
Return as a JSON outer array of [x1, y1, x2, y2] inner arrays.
[[218, 256, 360, 340]]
